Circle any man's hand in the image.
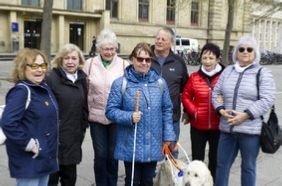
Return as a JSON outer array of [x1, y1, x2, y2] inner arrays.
[[181, 112, 190, 125]]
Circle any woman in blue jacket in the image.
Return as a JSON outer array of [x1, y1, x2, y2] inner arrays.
[[0, 48, 59, 186], [106, 42, 175, 186]]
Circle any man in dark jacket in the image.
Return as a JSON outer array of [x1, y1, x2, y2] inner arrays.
[[151, 27, 189, 158]]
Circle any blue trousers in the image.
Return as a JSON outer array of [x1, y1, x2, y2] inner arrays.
[[215, 132, 260, 186], [89, 122, 118, 186], [16, 175, 49, 186]]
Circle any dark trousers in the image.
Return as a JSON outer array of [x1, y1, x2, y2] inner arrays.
[[48, 164, 77, 186], [124, 161, 157, 186], [190, 125, 220, 182], [89, 122, 118, 186]]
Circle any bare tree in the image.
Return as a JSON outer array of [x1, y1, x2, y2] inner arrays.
[[221, 0, 282, 66], [40, 0, 54, 64]]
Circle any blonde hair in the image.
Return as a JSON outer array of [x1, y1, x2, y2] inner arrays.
[[51, 44, 85, 69], [11, 48, 49, 83]]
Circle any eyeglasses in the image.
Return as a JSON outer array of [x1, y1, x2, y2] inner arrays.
[[238, 47, 254, 53], [26, 63, 48, 70], [101, 47, 116, 52], [136, 57, 152, 63]]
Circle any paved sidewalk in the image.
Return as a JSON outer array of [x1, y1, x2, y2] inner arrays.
[[0, 64, 282, 185]]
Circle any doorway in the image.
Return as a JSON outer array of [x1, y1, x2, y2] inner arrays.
[[24, 20, 42, 49], [69, 23, 84, 51]]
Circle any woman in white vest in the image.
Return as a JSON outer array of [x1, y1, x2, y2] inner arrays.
[[83, 29, 129, 186]]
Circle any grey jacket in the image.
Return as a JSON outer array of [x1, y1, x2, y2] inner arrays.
[[212, 63, 276, 135]]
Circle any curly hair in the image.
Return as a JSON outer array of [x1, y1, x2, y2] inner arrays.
[[11, 48, 49, 83]]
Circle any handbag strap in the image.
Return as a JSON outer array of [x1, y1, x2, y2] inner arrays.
[[256, 67, 275, 120]]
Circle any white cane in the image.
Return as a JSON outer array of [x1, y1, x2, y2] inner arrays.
[[131, 91, 139, 186]]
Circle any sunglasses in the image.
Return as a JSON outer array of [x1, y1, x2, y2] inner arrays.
[[238, 47, 254, 53], [26, 63, 48, 70], [136, 57, 152, 63]]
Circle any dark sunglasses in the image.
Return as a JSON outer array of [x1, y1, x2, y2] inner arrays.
[[26, 63, 48, 70], [136, 57, 152, 63], [238, 47, 254, 53]]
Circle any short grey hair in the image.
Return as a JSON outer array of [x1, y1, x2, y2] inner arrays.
[[232, 36, 260, 65], [96, 29, 119, 51], [156, 27, 175, 42]]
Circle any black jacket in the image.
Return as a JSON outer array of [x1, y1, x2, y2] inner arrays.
[[45, 67, 88, 165], [151, 45, 189, 122]]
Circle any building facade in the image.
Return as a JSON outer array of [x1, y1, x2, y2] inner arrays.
[[0, 0, 252, 54]]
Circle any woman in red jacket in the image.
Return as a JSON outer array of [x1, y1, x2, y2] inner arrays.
[[182, 43, 224, 181]]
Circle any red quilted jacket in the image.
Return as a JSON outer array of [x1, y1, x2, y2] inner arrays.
[[182, 67, 223, 130]]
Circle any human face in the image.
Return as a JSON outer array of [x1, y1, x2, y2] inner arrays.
[[201, 51, 219, 72], [62, 50, 79, 74], [132, 50, 152, 74], [99, 44, 116, 62], [154, 30, 173, 54], [25, 55, 46, 84], [237, 44, 255, 66]]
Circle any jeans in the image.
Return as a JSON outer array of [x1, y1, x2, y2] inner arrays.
[[124, 161, 157, 186], [171, 120, 180, 158], [215, 132, 260, 186], [89, 122, 118, 186], [190, 126, 220, 182], [16, 175, 49, 186], [48, 164, 77, 186]]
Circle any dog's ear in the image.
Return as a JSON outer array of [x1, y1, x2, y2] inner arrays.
[[204, 169, 214, 186]]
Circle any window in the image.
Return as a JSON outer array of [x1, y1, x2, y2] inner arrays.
[[166, 0, 175, 24], [106, 0, 118, 18], [191, 0, 199, 26], [22, 0, 39, 6], [67, 0, 82, 10], [139, 0, 149, 22]]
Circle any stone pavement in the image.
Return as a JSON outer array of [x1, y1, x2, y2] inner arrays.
[[0, 63, 282, 186]]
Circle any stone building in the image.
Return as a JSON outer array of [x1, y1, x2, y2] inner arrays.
[[0, 0, 254, 54]]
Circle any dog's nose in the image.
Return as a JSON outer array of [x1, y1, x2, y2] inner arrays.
[[185, 183, 191, 186]]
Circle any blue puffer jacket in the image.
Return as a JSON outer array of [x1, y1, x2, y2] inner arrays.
[[0, 80, 59, 178], [106, 65, 175, 162], [212, 63, 276, 135]]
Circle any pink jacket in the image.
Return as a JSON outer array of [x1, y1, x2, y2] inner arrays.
[[83, 54, 130, 124]]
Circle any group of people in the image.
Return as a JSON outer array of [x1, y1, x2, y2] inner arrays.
[[0, 25, 276, 186]]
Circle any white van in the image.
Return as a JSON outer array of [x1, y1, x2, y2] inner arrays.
[[173, 37, 199, 53]]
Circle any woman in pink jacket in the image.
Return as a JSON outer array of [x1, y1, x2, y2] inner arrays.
[[182, 43, 224, 182], [83, 29, 129, 186]]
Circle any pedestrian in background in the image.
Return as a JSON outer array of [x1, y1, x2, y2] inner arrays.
[[212, 36, 276, 186], [83, 29, 129, 186], [45, 43, 89, 186], [106, 42, 175, 186], [89, 36, 96, 57], [0, 48, 59, 186], [150, 27, 189, 158], [182, 43, 224, 181]]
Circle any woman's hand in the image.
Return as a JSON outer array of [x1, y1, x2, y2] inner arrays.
[[227, 110, 249, 126], [31, 144, 39, 154], [132, 111, 142, 123], [216, 95, 224, 104], [219, 109, 234, 120]]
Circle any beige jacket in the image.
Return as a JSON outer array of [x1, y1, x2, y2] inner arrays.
[[83, 54, 129, 124]]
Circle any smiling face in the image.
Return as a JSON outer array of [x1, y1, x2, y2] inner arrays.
[[62, 50, 79, 74], [99, 44, 116, 62], [237, 44, 255, 66], [132, 50, 152, 74], [201, 50, 219, 72], [25, 55, 46, 84]]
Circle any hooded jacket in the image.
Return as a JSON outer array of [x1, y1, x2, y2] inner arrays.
[[106, 65, 176, 162]]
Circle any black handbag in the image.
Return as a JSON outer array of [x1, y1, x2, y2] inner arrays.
[[257, 67, 282, 154]]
